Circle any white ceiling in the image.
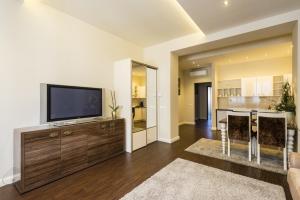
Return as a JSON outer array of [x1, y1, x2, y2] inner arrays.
[[41, 0, 300, 47], [41, 0, 200, 47], [177, 0, 300, 34]]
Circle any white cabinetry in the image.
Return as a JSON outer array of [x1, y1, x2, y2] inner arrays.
[[256, 76, 273, 96], [218, 79, 241, 97], [114, 59, 158, 153], [241, 76, 273, 96], [241, 77, 257, 96], [146, 68, 157, 144]]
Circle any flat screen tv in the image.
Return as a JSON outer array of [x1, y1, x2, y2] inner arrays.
[[45, 84, 103, 122]]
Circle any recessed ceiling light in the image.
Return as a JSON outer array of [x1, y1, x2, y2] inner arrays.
[[224, 0, 229, 6]]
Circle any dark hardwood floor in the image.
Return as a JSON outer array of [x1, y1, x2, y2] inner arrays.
[[0, 120, 292, 200]]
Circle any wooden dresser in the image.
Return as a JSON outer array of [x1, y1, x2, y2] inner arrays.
[[13, 118, 125, 193]]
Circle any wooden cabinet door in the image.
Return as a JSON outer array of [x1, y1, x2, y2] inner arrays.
[[87, 120, 125, 164], [23, 130, 61, 191], [61, 126, 88, 176], [87, 122, 110, 165], [107, 119, 125, 155]]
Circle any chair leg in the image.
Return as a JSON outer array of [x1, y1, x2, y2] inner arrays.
[[227, 139, 231, 157], [251, 137, 254, 155], [254, 141, 257, 157], [257, 144, 260, 165], [248, 141, 251, 161], [284, 147, 287, 171]]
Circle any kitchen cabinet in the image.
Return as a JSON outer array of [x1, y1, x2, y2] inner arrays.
[[256, 76, 273, 96], [218, 79, 241, 97], [241, 76, 273, 96], [241, 77, 257, 96]]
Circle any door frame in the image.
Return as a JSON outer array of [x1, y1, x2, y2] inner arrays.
[[194, 82, 212, 122]]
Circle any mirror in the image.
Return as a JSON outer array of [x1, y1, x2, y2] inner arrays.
[[132, 63, 147, 133]]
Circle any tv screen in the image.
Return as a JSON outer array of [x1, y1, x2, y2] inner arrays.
[[47, 84, 102, 122]]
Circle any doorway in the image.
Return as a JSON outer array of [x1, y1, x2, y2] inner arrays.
[[194, 82, 212, 124]]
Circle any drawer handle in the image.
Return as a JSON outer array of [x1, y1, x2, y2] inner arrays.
[[63, 131, 72, 136], [49, 132, 58, 138]]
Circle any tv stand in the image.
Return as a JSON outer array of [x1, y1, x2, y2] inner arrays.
[[51, 117, 107, 126], [14, 118, 125, 193]]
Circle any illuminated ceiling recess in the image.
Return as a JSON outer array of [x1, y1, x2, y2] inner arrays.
[[177, 0, 300, 34], [41, 0, 204, 46], [172, 0, 204, 36]]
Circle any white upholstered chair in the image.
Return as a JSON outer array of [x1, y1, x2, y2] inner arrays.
[[227, 111, 252, 161], [256, 112, 287, 170]]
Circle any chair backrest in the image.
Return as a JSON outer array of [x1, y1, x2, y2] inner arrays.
[[257, 112, 287, 148], [227, 111, 251, 141]]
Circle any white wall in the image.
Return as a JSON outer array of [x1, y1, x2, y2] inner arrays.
[[217, 57, 292, 81], [181, 68, 212, 124], [292, 22, 300, 151], [144, 9, 300, 145], [178, 70, 185, 124], [0, 0, 142, 186]]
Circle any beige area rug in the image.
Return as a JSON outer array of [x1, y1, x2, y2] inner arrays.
[[185, 138, 286, 174], [121, 158, 285, 200]]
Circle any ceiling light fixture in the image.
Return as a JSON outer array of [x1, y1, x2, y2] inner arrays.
[[224, 0, 229, 6]]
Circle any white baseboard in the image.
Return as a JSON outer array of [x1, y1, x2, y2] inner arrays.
[[211, 126, 217, 131], [158, 136, 180, 143], [178, 121, 195, 126], [0, 174, 19, 187]]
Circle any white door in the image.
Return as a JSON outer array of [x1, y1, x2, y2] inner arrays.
[[147, 68, 157, 143], [241, 77, 257, 96]]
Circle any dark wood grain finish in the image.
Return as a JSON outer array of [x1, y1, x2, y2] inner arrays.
[[61, 126, 88, 176], [14, 118, 125, 193], [23, 130, 61, 192]]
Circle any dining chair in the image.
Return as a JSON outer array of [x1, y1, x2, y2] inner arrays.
[[227, 111, 252, 161], [256, 112, 287, 170]]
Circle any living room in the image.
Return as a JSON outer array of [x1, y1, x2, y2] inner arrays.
[[1, 0, 300, 200]]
